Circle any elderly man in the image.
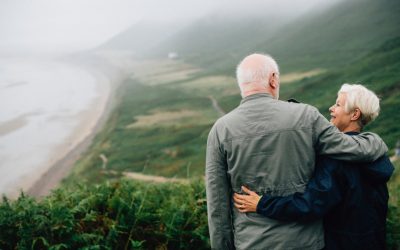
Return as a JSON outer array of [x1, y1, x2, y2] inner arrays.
[[205, 54, 388, 250]]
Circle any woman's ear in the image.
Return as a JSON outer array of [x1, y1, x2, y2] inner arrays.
[[351, 108, 361, 121]]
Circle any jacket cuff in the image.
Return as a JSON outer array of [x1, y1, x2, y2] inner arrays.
[[256, 195, 270, 215]]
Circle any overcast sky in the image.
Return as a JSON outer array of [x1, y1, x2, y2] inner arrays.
[[0, 0, 340, 53]]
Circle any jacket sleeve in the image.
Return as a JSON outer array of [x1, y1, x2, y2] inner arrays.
[[256, 157, 343, 222], [310, 106, 387, 162], [206, 124, 235, 250]]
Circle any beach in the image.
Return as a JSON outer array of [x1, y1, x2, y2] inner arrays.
[[0, 53, 128, 198]]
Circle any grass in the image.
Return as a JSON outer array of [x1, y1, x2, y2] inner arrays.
[[0, 180, 209, 250], [1, 164, 399, 249], [279, 37, 400, 149], [141, 0, 400, 75], [66, 37, 400, 186], [65, 75, 220, 185]]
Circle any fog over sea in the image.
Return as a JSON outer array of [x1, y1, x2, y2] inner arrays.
[[0, 56, 109, 197]]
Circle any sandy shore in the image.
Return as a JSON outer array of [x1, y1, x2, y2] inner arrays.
[[25, 53, 128, 198], [26, 81, 111, 197]]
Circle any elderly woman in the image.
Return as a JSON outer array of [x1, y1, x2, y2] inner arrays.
[[233, 84, 394, 250]]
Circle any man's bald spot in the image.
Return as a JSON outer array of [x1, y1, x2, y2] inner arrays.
[[240, 53, 268, 71]]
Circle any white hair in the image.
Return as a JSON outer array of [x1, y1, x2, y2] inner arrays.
[[236, 54, 279, 94], [339, 83, 380, 128]]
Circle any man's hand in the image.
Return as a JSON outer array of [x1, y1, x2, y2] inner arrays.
[[233, 186, 261, 213]]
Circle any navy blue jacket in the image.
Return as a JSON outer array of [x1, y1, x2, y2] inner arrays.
[[257, 133, 394, 250]]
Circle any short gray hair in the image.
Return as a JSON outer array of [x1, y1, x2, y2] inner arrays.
[[339, 83, 380, 128], [236, 54, 279, 93]]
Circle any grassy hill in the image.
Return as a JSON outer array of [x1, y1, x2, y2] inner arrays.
[[65, 36, 400, 186], [65, 60, 227, 183], [144, 12, 289, 73], [66, 0, 400, 190], [280, 36, 400, 148], [140, 0, 400, 74], [263, 0, 400, 71], [99, 0, 400, 75]]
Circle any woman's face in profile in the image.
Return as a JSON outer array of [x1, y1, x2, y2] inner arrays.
[[329, 93, 353, 132]]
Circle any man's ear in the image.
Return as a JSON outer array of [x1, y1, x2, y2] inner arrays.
[[351, 108, 361, 121], [269, 73, 278, 89]]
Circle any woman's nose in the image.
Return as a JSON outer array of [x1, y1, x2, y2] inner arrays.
[[329, 105, 334, 112]]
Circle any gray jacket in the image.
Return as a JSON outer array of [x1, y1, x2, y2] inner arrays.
[[206, 93, 387, 250]]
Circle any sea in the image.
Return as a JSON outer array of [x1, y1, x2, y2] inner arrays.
[[0, 56, 108, 197]]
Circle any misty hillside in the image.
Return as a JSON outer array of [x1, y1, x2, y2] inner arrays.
[[142, 11, 292, 69], [97, 20, 185, 56], [98, 10, 291, 62], [265, 0, 400, 71], [100, 0, 400, 74], [177, 0, 400, 73]]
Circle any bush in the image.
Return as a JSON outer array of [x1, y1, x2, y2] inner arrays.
[[0, 180, 209, 250], [1, 173, 400, 249]]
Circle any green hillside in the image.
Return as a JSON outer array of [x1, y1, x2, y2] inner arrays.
[[280, 36, 400, 148], [64, 36, 400, 186], [265, 0, 400, 71], [146, 12, 289, 73], [99, 0, 400, 75], [65, 0, 400, 187], [65, 60, 227, 183], [146, 0, 400, 74]]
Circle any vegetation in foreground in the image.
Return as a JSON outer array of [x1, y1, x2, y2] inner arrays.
[[1, 159, 399, 249], [0, 179, 208, 250]]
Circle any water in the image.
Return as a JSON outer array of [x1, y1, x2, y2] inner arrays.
[[0, 57, 108, 197]]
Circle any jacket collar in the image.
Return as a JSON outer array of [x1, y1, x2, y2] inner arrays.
[[241, 93, 274, 105], [344, 131, 360, 136]]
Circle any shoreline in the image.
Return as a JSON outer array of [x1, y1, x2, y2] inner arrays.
[[26, 54, 126, 198]]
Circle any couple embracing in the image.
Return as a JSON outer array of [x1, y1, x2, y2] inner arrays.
[[205, 54, 394, 250]]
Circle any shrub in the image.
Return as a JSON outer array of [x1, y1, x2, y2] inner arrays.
[[0, 180, 209, 250]]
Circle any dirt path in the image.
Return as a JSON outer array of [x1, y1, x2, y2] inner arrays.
[[208, 95, 225, 117], [122, 172, 189, 183]]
